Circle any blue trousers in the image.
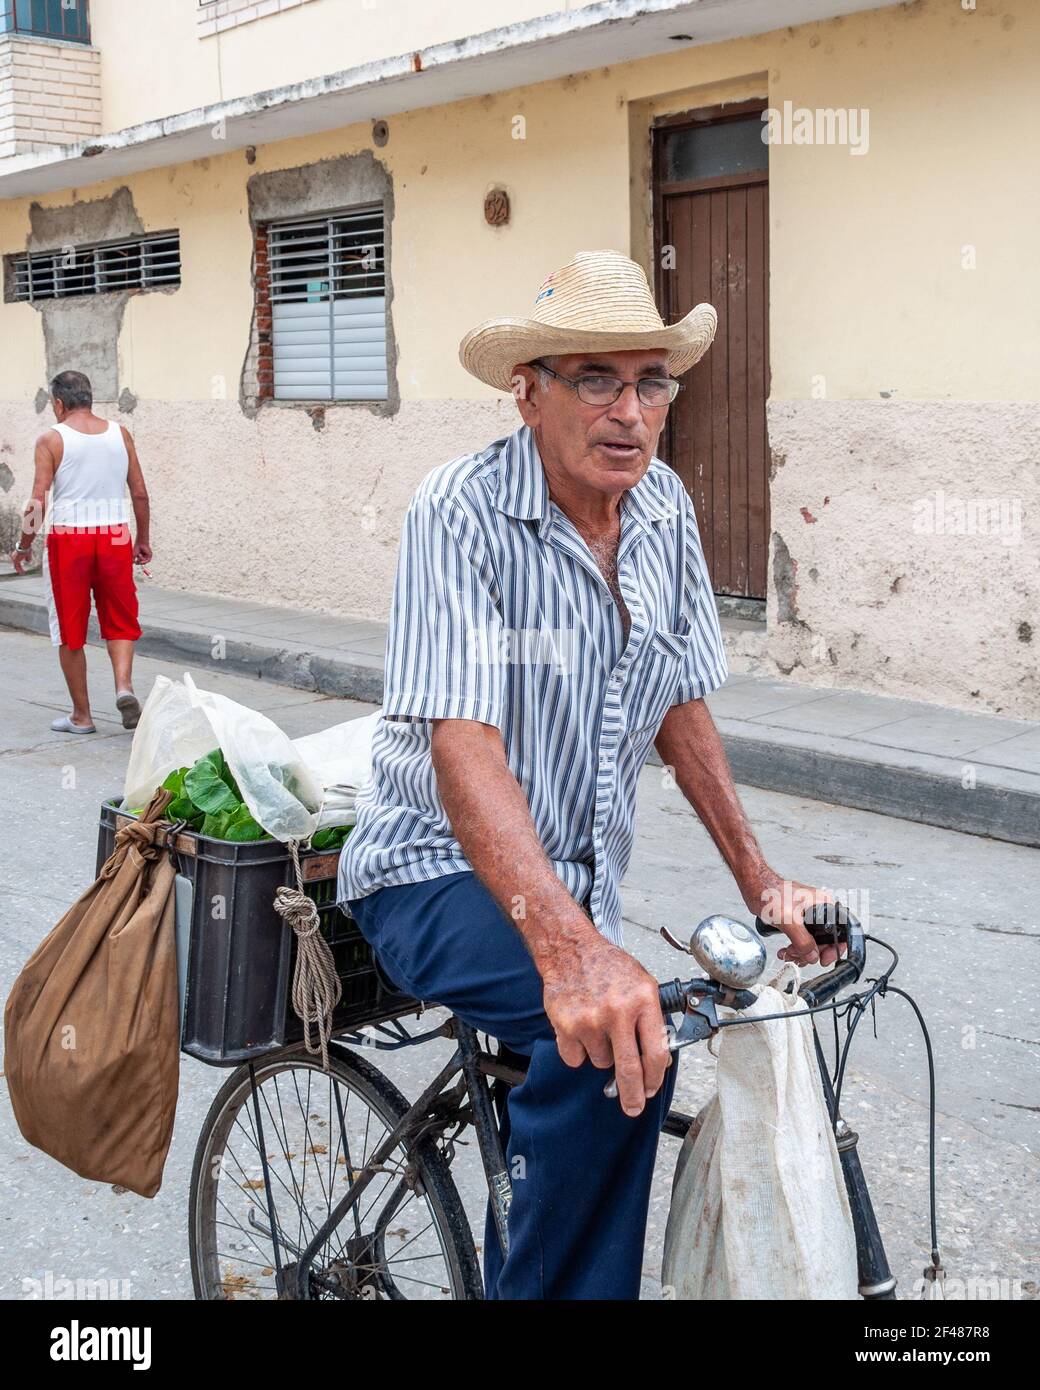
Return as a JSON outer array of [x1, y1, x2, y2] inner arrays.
[[346, 870, 679, 1300]]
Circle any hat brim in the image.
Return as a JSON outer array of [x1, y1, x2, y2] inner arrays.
[[458, 303, 718, 393]]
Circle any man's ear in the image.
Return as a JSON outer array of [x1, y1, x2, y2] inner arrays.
[[512, 365, 540, 425]]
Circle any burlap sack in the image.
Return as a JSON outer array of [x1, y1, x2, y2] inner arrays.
[[4, 788, 179, 1198]]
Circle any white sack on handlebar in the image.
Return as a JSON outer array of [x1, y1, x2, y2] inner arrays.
[[661, 960, 859, 1300]]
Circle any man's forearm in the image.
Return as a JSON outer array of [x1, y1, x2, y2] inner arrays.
[[654, 697, 775, 912], [430, 720, 598, 970], [17, 495, 45, 550], [131, 494, 149, 543]]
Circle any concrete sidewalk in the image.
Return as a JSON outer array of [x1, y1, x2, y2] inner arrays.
[[2, 570, 1038, 847]]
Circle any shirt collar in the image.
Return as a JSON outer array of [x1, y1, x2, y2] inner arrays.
[[495, 423, 550, 522], [494, 423, 680, 530]]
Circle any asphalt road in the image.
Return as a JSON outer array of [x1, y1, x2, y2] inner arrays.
[[1, 628, 1036, 1301]]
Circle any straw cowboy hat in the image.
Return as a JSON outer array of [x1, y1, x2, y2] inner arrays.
[[459, 249, 717, 393]]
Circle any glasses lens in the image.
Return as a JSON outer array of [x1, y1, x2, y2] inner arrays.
[[573, 376, 678, 405], [637, 379, 676, 406], [576, 376, 623, 405]]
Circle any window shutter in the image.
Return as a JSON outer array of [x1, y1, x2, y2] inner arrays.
[[269, 206, 387, 402]]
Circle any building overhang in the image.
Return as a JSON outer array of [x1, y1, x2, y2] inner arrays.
[[0, 0, 898, 200]]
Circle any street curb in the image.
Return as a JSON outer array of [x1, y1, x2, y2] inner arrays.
[[0, 593, 386, 704], [2, 593, 1037, 849], [702, 732, 1038, 849]]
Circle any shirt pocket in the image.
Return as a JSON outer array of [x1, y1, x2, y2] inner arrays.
[[625, 627, 695, 735]]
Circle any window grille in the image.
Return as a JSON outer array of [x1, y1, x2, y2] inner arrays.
[[6, 232, 180, 303], [268, 206, 387, 402]]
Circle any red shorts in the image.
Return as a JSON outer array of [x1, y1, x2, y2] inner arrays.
[[45, 525, 142, 650]]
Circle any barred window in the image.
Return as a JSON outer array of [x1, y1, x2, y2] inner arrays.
[[268, 206, 387, 402], [0, 0, 91, 44], [6, 233, 181, 303]]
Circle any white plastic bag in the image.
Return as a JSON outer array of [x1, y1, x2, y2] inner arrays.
[[179, 674, 323, 842], [121, 675, 216, 813], [291, 712, 379, 829], [121, 673, 324, 842], [662, 962, 859, 1300]]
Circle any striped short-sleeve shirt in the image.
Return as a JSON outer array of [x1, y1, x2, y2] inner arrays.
[[337, 422, 728, 947]]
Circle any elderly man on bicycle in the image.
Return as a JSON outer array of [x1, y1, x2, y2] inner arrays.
[[338, 250, 837, 1300]]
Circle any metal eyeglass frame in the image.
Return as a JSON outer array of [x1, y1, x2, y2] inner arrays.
[[530, 359, 684, 407]]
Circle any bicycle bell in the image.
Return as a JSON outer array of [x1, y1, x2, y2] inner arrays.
[[687, 915, 767, 989]]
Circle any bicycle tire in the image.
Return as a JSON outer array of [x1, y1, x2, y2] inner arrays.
[[188, 1042, 484, 1301]]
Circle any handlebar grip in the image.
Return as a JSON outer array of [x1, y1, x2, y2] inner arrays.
[[800, 959, 861, 1008], [755, 901, 851, 941], [659, 979, 687, 1014], [756, 900, 866, 978]]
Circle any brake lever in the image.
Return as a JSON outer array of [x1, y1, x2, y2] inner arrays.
[[603, 989, 727, 1101]]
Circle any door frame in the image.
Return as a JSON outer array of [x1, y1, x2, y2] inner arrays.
[[651, 98, 771, 600], [651, 98, 770, 252]]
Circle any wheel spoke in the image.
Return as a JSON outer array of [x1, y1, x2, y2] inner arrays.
[[192, 1053, 471, 1300]]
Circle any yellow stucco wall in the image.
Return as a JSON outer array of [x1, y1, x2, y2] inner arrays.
[[89, 0, 606, 132], [1, 0, 1034, 407], [0, 1, 1036, 718]]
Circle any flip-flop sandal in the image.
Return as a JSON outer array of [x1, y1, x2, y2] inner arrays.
[[51, 715, 96, 734], [115, 691, 142, 730]]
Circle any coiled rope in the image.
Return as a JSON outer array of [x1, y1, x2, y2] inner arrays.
[[273, 839, 342, 1071]]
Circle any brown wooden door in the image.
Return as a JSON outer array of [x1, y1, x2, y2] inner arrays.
[[654, 107, 770, 600]]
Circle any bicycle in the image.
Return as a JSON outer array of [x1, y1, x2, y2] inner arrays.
[[187, 901, 941, 1300]]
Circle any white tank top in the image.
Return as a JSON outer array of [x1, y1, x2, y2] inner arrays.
[[50, 420, 130, 528]]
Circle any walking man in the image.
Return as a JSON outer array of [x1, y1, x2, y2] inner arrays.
[[11, 370, 150, 733], [338, 250, 844, 1299]]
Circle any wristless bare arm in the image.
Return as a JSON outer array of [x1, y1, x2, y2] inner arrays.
[[18, 436, 55, 547], [654, 697, 841, 966], [429, 717, 670, 1115], [11, 436, 55, 572], [122, 428, 151, 561]]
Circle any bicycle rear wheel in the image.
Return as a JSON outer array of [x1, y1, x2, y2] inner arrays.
[[188, 1043, 483, 1300]]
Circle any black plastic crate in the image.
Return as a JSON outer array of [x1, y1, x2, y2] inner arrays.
[[98, 798, 417, 1066]]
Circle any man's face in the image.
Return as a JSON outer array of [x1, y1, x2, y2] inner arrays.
[[513, 349, 673, 498]]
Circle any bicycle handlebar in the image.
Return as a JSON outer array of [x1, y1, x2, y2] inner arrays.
[[658, 902, 865, 1015], [753, 901, 865, 1006], [606, 903, 866, 1098]]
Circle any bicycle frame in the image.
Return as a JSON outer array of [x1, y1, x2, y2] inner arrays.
[[272, 1003, 895, 1300]]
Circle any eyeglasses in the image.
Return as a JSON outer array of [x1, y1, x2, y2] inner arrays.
[[532, 361, 682, 407]]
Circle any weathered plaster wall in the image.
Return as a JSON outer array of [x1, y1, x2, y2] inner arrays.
[[19, 186, 148, 401], [766, 401, 1039, 718], [4, 3, 1035, 404], [0, 0, 1035, 716], [0, 395, 517, 618], [89, 0, 605, 132]]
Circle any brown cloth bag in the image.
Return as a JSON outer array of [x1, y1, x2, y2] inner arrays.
[[4, 788, 180, 1198]]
